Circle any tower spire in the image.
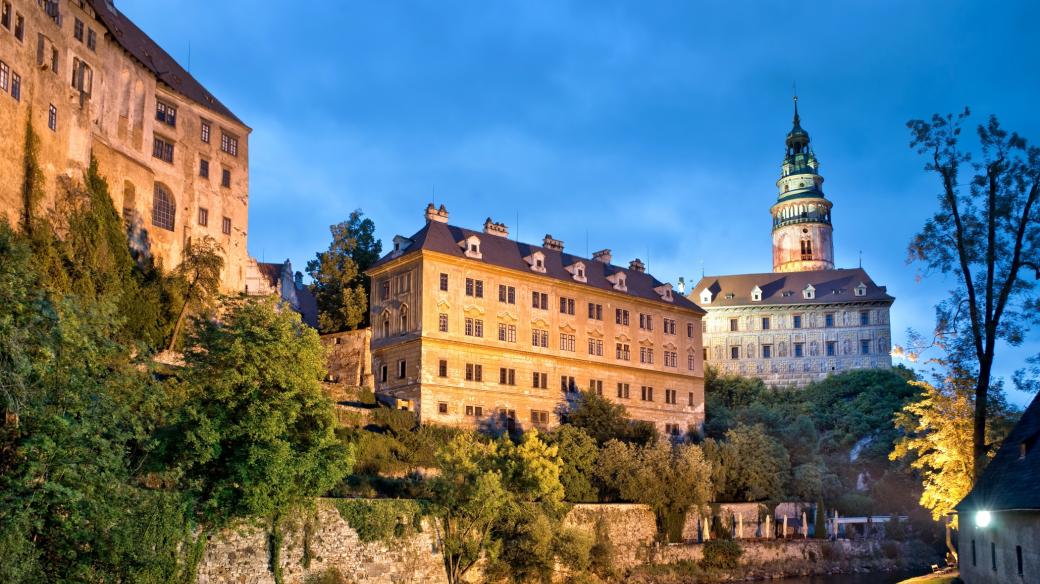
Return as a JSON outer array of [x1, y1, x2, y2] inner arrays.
[[793, 94, 800, 127]]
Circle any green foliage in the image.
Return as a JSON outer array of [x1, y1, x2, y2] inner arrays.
[[307, 210, 382, 333], [555, 527, 594, 573], [172, 296, 354, 527], [334, 499, 425, 542], [167, 235, 224, 351], [588, 516, 618, 581], [567, 390, 655, 446], [304, 568, 350, 584], [20, 112, 44, 234], [546, 425, 600, 502], [704, 424, 791, 503], [270, 523, 284, 584], [700, 539, 743, 571]]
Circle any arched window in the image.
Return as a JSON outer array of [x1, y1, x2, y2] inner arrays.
[[382, 314, 390, 338], [399, 305, 408, 333], [151, 183, 175, 231]]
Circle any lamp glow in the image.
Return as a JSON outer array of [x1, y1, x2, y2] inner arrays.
[[975, 510, 992, 528]]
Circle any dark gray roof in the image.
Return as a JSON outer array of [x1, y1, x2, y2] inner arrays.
[[87, 0, 245, 126], [372, 220, 704, 313], [956, 394, 1040, 512], [692, 268, 894, 307]]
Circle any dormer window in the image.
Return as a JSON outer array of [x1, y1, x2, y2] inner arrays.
[[565, 261, 587, 283], [751, 285, 762, 302], [803, 284, 816, 300], [525, 251, 547, 273], [392, 235, 413, 256], [654, 284, 674, 303], [460, 235, 482, 259], [700, 289, 712, 305], [607, 271, 627, 292], [854, 282, 867, 297]]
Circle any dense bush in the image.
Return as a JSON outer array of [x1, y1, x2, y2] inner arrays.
[[700, 539, 743, 571], [334, 499, 425, 542]]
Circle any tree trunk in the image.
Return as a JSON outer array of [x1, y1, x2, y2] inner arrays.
[[973, 361, 992, 481]]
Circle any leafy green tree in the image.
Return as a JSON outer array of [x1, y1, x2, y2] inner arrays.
[[705, 424, 791, 503], [172, 296, 353, 527], [167, 235, 224, 351], [890, 377, 1017, 526], [546, 425, 600, 502], [566, 390, 655, 446], [307, 210, 382, 332], [906, 110, 1040, 477], [20, 114, 44, 235]]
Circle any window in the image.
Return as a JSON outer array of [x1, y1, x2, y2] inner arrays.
[[860, 339, 870, 355], [800, 238, 813, 260], [825, 313, 835, 328], [793, 314, 802, 329], [532, 291, 548, 309], [640, 386, 654, 402], [688, 392, 695, 406], [464, 318, 483, 337], [664, 351, 678, 367], [87, 29, 96, 51], [199, 159, 209, 178], [687, 322, 694, 338], [639, 347, 654, 364], [615, 309, 630, 325], [664, 318, 676, 335], [498, 323, 517, 343], [221, 217, 232, 235], [1, 3, 8, 29], [380, 281, 390, 300], [826, 341, 836, 357], [688, 354, 695, 370], [151, 184, 176, 231], [0, 61, 6, 92], [47, 104, 57, 131], [498, 284, 516, 304], [14, 12, 23, 41], [560, 333, 575, 352], [1016, 545, 1023, 576], [439, 273, 448, 291], [531, 410, 550, 428], [381, 315, 389, 337], [152, 137, 174, 163], [437, 359, 448, 377], [438, 313, 448, 333], [197, 207, 208, 226], [729, 318, 738, 332], [156, 101, 177, 126], [531, 329, 549, 348], [639, 313, 653, 331], [71, 60, 93, 97], [465, 278, 484, 298], [438, 402, 448, 414], [588, 303, 603, 320], [465, 363, 483, 382], [10, 71, 19, 101], [860, 310, 870, 326], [397, 359, 406, 379], [665, 388, 677, 405], [561, 376, 576, 392], [499, 368, 516, 386], [730, 346, 739, 360], [762, 317, 771, 330], [379, 364, 388, 383], [221, 169, 231, 188], [559, 297, 575, 315], [532, 372, 548, 389], [221, 131, 239, 156], [74, 18, 84, 41], [616, 343, 630, 361], [589, 380, 603, 395], [794, 342, 804, 358], [665, 423, 681, 437], [992, 542, 997, 572], [399, 306, 408, 332], [51, 46, 58, 74], [465, 405, 484, 417], [588, 338, 603, 356], [762, 344, 772, 359], [616, 383, 630, 399], [200, 121, 211, 143]]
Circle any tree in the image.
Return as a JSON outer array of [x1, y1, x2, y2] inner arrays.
[[889, 377, 1017, 526], [167, 235, 224, 351], [546, 425, 600, 503], [172, 296, 352, 527], [566, 390, 655, 446], [20, 114, 44, 235], [705, 424, 791, 503], [307, 210, 382, 333], [906, 110, 1040, 477]]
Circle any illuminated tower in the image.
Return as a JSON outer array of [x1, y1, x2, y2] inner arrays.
[[771, 97, 834, 272]]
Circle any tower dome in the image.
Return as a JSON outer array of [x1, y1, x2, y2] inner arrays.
[[771, 97, 834, 272]]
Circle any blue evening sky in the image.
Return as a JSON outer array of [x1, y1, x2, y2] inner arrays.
[[120, 0, 1039, 405]]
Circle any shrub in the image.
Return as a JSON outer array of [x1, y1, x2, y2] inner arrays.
[[589, 516, 617, 580], [334, 499, 425, 543], [304, 567, 350, 584], [881, 540, 900, 559], [700, 539, 743, 571], [555, 528, 594, 572], [356, 386, 376, 405], [821, 541, 845, 561]]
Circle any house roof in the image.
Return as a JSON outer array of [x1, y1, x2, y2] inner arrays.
[[255, 261, 283, 290], [692, 268, 894, 308], [296, 285, 319, 329], [86, 0, 245, 126], [372, 220, 704, 313], [956, 393, 1040, 512]]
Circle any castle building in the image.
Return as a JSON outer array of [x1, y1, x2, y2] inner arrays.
[[0, 0, 250, 291], [367, 204, 706, 435], [693, 99, 894, 387]]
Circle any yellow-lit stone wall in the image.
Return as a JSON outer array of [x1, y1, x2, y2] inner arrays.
[[0, 0, 250, 291], [369, 249, 705, 435]]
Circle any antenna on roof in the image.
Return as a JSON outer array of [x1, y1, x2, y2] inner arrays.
[[700, 259, 704, 278], [585, 229, 589, 258], [187, 41, 191, 72], [859, 250, 862, 268]]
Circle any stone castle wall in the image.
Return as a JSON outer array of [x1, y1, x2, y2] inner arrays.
[[323, 328, 374, 390]]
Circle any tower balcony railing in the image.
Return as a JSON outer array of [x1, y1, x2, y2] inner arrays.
[[774, 213, 831, 229]]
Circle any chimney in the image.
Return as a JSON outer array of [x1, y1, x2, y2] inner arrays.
[[483, 218, 509, 238], [542, 234, 564, 251], [592, 249, 612, 264], [629, 258, 646, 273], [426, 203, 448, 224]]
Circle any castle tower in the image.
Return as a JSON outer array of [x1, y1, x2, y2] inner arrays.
[[771, 97, 834, 272]]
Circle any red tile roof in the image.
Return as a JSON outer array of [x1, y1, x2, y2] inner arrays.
[[693, 268, 894, 307]]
